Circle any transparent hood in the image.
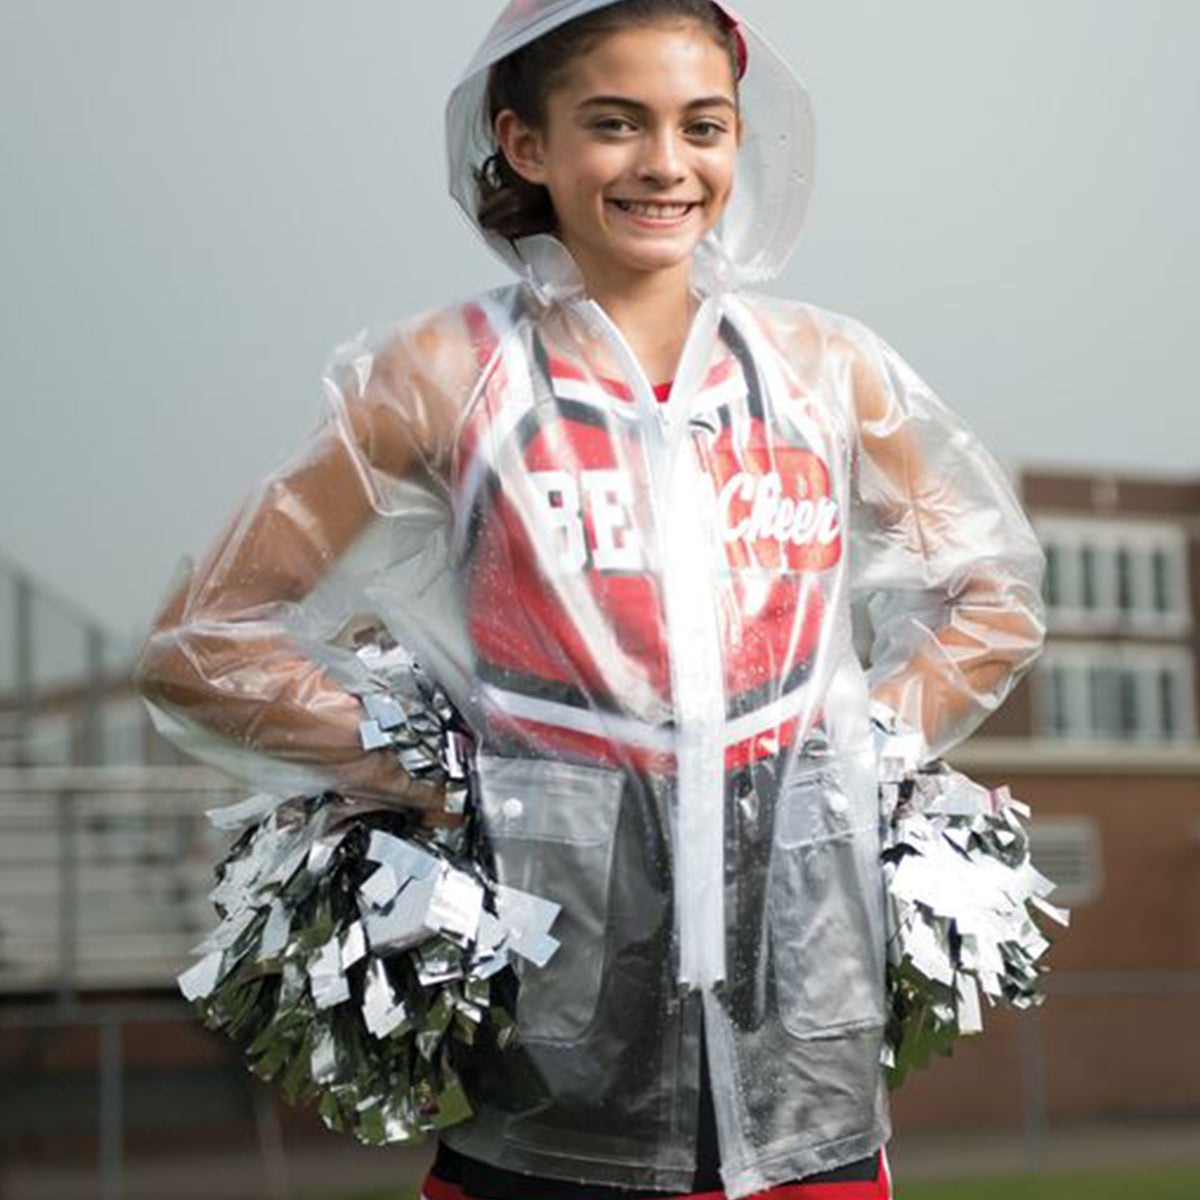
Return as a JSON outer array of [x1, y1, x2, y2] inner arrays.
[[445, 0, 816, 290]]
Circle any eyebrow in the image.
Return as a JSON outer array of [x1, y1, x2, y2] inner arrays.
[[577, 95, 737, 114]]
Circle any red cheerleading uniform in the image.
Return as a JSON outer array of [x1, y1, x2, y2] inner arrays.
[[453, 300, 841, 777], [436, 303, 890, 1200]]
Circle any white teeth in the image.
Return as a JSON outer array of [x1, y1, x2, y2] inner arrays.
[[614, 201, 693, 218]]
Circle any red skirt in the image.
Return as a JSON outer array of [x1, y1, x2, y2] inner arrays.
[[422, 1144, 892, 1200]]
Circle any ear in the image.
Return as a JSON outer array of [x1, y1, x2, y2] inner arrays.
[[494, 109, 549, 185]]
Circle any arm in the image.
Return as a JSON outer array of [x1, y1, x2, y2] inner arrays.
[[135, 311, 473, 808], [842, 324, 1046, 758]]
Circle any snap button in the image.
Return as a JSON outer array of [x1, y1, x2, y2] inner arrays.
[[502, 797, 524, 821], [828, 790, 848, 814]]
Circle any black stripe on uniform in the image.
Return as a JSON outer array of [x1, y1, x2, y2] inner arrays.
[[716, 316, 766, 426], [725, 655, 812, 722], [476, 656, 627, 718]]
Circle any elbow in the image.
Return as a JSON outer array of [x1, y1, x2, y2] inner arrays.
[[134, 570, 197, 709], [132, 631, 187, 711], [941, 578, 1046, 707], [1026, 605, 1048, 667], [1007, 579, 1048, 674], [961, 567, 1047, 666], [984, 599, 1047, 690]]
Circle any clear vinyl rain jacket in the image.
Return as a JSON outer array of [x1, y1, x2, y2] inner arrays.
[[136, 2, 1046, 1193]]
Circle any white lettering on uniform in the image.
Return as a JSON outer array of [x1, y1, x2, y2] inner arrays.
[[530, 469, 644, 571], [530, 465, 837, 571], [531, 470, 587, 571], [773, 497, 796, 542], [747, 473, 781, 542], [583, 469, 641, 571], [721, 474, 757, 542], [717, 470, 841, 549], [817, 497, 840, 544]]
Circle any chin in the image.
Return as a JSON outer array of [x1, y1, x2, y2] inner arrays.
[[629, 252, 693, 275], [616, 236, 705, 276]]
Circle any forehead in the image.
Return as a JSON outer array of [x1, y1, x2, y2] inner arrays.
[[551, 21, 736, 104]]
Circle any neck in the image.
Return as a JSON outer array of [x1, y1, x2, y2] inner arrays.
[[568, 248, 697, 385]]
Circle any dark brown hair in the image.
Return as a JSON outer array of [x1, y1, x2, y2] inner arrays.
[[475, 0, 741, 242]]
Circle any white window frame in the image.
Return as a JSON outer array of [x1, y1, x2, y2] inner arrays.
[[1033, 642, 1196, 743], [1035, 517, 1191, 636]]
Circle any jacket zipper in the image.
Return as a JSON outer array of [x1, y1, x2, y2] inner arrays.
[[580, 298, 730, 989]]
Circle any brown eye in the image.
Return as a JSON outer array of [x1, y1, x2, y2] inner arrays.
[[593, 116, 637, 135]]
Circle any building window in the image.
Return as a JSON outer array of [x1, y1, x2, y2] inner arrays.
[[1119, 670, 1140, 736], [1087, 665, 1118, 736], [1116, 547, 1134, 612], [1152, 548, 1173, 614], [1079, 544, 1098, 611], [1034, 518, 1191, 634], [1045, 665, 1070, 736], [1160, 669, 1178, 738], [1044, 544, 1062, 609], [1034, 644, 1195, 742], [1028, 818, 1102, 906]]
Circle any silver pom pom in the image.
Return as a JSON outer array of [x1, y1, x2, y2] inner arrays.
[[875, 713, 1069, 1085], [177, 640, 560, 1144]]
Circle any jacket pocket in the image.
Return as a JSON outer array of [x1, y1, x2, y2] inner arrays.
[[475, 753, 624, 1044], [769, 756, 886, 1039]]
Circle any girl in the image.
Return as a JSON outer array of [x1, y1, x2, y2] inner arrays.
[[136, 2, 1046, 1197]]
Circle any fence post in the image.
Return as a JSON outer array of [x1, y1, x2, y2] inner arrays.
[[252, 1078, 295, 1200], [56, 787, 78, 1009], [82, 624, 107, 763], [1020, 1006, 1048, 1169], [99, 1013, 125, 1200], [14, 572, 34, 766]]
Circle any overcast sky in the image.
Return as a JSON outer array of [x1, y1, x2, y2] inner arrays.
[[1, 0, 1198, 645]]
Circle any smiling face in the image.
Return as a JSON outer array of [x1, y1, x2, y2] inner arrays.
[[495, 20, 740, 295]]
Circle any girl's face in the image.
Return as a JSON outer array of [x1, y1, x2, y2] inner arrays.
[[496, 21, 740, 291]]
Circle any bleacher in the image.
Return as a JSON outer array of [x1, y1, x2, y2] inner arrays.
[[0, 768, 235, 994], [0, 553, 267, 1195], [0, 552, 237, 993]]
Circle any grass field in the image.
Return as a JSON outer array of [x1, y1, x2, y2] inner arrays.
[[323, 1164, 1200, 1200]]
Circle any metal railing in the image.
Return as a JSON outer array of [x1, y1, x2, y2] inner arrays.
[[1017, 970, 1200, 1168], [0, 766, 265, 1200], [0, 555, 139, 769], [0, 766, 237, 997], [0, 998, 295, 1200]]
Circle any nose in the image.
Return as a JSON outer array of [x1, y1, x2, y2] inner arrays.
[[636, 128, 686, 188]]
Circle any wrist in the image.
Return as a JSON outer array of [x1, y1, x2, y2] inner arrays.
[[869, 699, 929, 781]]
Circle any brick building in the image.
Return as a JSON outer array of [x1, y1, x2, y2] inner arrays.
[[894, 467, 1200, 1134], [981, 468, 1199, 744]]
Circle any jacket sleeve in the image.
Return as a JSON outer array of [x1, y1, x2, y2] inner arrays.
[[134, 311, 471, 800], [842, 321, 1046, 759]]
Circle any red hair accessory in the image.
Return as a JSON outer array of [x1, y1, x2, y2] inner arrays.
[[714, 3, 748, 80]]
